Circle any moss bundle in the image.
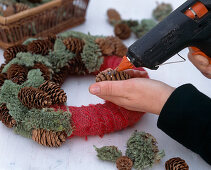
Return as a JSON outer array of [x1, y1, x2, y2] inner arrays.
[[32, 62, 51, 80], [153, 2, 173, 22]]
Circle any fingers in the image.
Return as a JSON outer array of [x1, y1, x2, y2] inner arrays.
[[124, 69, 148, 78]]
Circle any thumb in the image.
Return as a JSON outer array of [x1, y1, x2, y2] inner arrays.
[[89, 81, 126, 96]]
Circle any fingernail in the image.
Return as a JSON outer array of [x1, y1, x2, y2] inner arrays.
[[90, 86, 100, 94]]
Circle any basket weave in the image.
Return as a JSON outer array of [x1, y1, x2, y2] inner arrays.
[[0, 0, 89, 49]]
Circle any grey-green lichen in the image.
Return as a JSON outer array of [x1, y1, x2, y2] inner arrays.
[[153, 2, 173, 22], [0, 69, 72, 138], [126, 131, 165, 170], [60, 31, 104, 73], [94, 145, 122, 162]]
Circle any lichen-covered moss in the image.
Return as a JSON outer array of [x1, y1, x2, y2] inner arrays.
[[153, 3, 173, 22], [94, 145, 122, 162], [60, 31, 104, 73], [0, 69, 72, 138], [126, 131, 165, 170]]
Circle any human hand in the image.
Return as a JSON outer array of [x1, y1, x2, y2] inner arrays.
[[188, 48, 211, 79], [89, 70, 175, 115]]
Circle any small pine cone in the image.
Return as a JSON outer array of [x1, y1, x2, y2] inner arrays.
[[39, 81, 67, 104], [116, 156, 133, 170], [113, 37, 127, 57], [27, 39, 53, 56], [52, 66, 69, 86], [32, 63, 50, 80], [0, 104, 16, 128], [165, 157, 189, 170], [47, 34, 57, 44], [28, 0, 42, 3], [96, 69, 130, 82], [0, 73, 7, 87], [114, 23, 131, 40], [63, 37, 85, 55], [18, 87, 52, 109], [7, 64, 28, 85], [3, 5, 15, 17], [67, 56, 88, 75], [107, 9, 121, 24], [4, 45, 27, 63], [14, 3, 30, 13], [32, 129, 66, 147], [0, 63, 6, 73]]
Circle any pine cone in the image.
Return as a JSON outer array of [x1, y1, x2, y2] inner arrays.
[[116, 156, 133, 170], [67, 56, 88, 75], [0, 63, 6, 73], [63, 37, 85, 55], [3, 5, 15, 17], [0, 104, 16, 128], [18, 87, 52, 109], [96, 36, 127, 57], [32, 129, 66, 147], [0, 73, 7, 87], [4, 45, 27, 63], [114, 23, 131, 40], [52, 66, 69, 86], [47, 34, 57, 44], [14, 3, 30, 13], [28, 0, 42, 3], [107, 9, 121, 24], [27, 39, 53, 56], [165, 157, 189, 170], [7, 64, 28, 85], [39, 81, 67, 104], [96, 69, 130, 82], [32, 63, 50, 80]]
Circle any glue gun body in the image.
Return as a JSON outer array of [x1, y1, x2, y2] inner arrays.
[[127, 0, 211, 70]]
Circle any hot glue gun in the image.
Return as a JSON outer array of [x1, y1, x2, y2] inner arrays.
[[124, 0, 211, 70]]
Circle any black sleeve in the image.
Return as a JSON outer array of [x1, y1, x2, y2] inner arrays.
[[157, 84, 211, 165]]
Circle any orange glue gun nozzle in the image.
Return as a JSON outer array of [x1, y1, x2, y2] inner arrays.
[[116, 56, 134, 71]]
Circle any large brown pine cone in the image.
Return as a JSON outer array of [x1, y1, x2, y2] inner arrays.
[[116, 156, 133, 170], [47, 34, 57, 44], [39, 81, 67, 104], [14, 3, 30, 13], [107, 9, 122, 24], [0, 73, 7, 87], [63, 37, 85, 55], [4, 45, 27, 63], [51, 66, 69, 86], [0, 104, 16, 128], [0, 64, 6, 73], [32, 129, 66, 147], [18, 87, 52, 109], [32, 63, 50, 80], [27, 39, 53, 56], [96, 36, 127, 57], [7, 64, 28, 85], [165, 157, 189, 170], [96, 69, 130, 82], [114, 23, 131, 40], [67, 56, 88, 75]]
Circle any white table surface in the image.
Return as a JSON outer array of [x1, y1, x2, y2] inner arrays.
[[0, 0, 211, 170]]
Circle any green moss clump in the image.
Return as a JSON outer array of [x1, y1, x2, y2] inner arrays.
[[94, 145, 122, 162], [126, 131, 165, 170], [153, 3, 173, 22]]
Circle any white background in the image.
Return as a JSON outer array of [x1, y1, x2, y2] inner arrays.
[[0, 0, 211, 169]]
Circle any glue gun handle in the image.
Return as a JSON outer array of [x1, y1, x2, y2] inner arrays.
[[190, 47, 211, 64]]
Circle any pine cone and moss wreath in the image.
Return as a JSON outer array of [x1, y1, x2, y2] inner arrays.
[[32, 63, 50, 80], [7, 64, 28, 84], [107, 8, 122, 24], [63, 37, 85, 55], [165, 157, 189, 170], [116, 156, 133, 170], [0, 104, 16, 128], [67, 56, 88, 75], [32, 129, 66, 147], [96, 68, 130, 82], [4, 45, 27, 63], [27, 39, 53, 56], [18, 87, 52, 109], [0, 73, 7, 87], [39, 81, 67, 104], [114, 23, 131, 40]]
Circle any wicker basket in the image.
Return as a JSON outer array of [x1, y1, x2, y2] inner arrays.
[[0, 0, 89, 49]]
